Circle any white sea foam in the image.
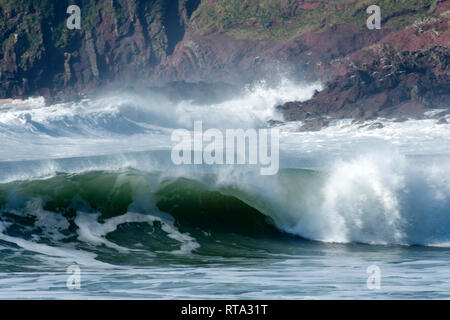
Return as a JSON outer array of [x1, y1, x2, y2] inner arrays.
[[0, 79, 320, 162], [75, 212, 199, 254], [212, 148, 450, 246], [0, 220, 108, 267]]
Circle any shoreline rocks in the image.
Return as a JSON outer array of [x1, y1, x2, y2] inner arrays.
[[277, 46, 450, 131]]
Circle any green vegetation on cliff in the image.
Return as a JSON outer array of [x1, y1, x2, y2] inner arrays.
[[0, 0, 446, 99], [190, 0, 439, 40], [0, 0, 194, 97]]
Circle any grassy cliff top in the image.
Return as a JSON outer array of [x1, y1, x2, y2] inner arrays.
[[190, 0, 439, 41]]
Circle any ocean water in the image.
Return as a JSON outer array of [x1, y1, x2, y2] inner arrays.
[[0, 80, 449, 299]]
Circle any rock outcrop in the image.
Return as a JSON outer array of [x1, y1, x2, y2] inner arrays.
[[276, 2, 450, 130], [278, 46, 450, 130]]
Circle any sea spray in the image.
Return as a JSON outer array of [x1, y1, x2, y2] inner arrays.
[[171, 121, 280, 175]]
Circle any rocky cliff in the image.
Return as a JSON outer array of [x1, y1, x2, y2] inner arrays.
[[278, 46, 449, 130], [154, 0, 449, 82], [0, 0, 449, 108], [0, 0, 200, 100], [277, 1, 450, 129]]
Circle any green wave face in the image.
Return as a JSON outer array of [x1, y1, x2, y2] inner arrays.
[[4, 158, 446, 268], [0, 169, 316, 266]]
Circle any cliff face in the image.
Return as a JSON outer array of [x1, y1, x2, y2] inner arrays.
[[0, 0, 449, 101], [0, 0, 199, 99], [155, 0, 449, 82], [277, 1, 450, 129]]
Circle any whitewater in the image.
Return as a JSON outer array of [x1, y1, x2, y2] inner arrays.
[[0, 79, 450, 299]]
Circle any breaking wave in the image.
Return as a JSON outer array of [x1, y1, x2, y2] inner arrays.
[[0, 78, 449, 269], [0, 148, 449, 268]]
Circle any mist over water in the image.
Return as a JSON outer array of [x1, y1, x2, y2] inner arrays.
[[1, 79, 450, 298]]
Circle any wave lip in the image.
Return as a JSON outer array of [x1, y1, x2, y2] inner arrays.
[[0, 151, 449, 253], [0, 169, 288, 267]]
